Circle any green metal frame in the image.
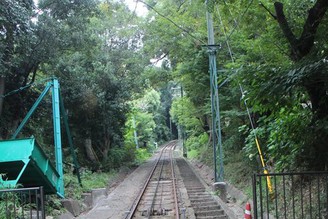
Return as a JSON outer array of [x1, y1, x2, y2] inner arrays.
[[52, 79, 64, 196], [0, 138, 60, 195], [59, 93, 82, 187], [3, 78, 81, 197], [9, 78, 64, 197], [206, 2, 224, 182]]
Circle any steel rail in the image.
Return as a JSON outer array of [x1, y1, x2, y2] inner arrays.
[[125, 142, 171, 219], [147, 148, 167, 218], [170, 143, 180, 219]]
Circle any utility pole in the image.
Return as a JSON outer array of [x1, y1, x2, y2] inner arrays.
[[181, 86, 187, 158], [172, 85, 186, 156], [132, 115, 139, 149], [205, 0, 224, 183]]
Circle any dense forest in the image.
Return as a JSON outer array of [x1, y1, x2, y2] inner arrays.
[[0, 0, 327, 185]]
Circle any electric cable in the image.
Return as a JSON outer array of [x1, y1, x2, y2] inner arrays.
[[0, 77, 54, 99], [137, 0, 206, 45], [224, 0, 254, 41]]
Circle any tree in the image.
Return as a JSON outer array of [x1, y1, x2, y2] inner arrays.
[[272, 1, 328, 168], [0, 0, 98, 138], [0, 0, 36, 137], [223, 0, 328, 170], [50, 1, 148, 167]]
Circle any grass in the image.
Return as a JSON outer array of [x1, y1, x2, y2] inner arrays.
[[135, 148, 152, 165], [194, 145, 254, 201], [64, 169, 117, 200], [45, 169, 118, 216], [224, 151, 254, 190], [188, 149, 198, 159]]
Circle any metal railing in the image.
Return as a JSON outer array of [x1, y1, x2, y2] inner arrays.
[[0, 186, 45, 219], [252, 171, 328, 219]]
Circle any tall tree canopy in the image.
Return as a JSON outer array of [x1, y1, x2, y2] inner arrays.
[[1, 0, 327, 173]]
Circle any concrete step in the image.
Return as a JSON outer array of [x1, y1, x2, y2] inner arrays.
[[189, 196, 214, 202], [195, 209, 225, 217], [196, 215, 228, 219], [191, 200, 218, 206], [193, 204, 221, 211], [189, 193, 212, 198]]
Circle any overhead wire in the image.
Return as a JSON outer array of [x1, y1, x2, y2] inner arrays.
[[224, 0, 254, 41], [136, 0, 206, 45], [0, 77, 54, 99]]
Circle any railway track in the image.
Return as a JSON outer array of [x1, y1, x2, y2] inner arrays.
[[125, 141, 179, 219], [125, 141, 228, 219]]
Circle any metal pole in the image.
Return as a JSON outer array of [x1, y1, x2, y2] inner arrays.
[[52, 79, 64, 197], [11, 83, 52, 139], [40, 186, 46, 219], [59, 91, 82, 187], [169, 118, 173, 140], [205, 1, 224, 182], [181, 87, 187, 157], [132, 115, 139, 149], [253, 174, 258, 219]]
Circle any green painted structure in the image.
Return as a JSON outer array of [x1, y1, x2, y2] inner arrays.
[[0, 78, 81, 198], [0, 138, 60, 195]]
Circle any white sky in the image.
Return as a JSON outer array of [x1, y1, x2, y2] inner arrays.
[[125, 0, 148, 17]]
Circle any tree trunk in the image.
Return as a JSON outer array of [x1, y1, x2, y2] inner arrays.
[[85, 138, 98, 162], [304, 82, 328, 169], [101, 128, 111, 162]]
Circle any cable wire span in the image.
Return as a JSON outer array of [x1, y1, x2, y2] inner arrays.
[[0, 77, 54, 99], [137, 0, 206, 44]]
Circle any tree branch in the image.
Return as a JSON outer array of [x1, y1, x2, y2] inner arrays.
[[259, 2, 276, 19], [274, 2, 299, 60], [299, 0, 328, 56], [274, 1, 328, 60]]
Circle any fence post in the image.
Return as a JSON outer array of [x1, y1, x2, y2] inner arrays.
[[252, 173, 257, 219], [40, 186, 46, 219]]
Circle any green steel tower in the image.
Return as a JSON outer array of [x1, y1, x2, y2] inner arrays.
[[205, 0, 224, 182]]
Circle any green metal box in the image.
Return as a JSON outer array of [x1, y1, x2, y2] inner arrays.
[[0, 138, 60, 194]]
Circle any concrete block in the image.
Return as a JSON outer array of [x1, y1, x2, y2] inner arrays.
[[91, 188, 107, 207], [82, 193, 92, 209], [213, 182, 227, 203], [55, 211, 75, 219], [61, 198, 81, 217], [226, 183, 248, 205]]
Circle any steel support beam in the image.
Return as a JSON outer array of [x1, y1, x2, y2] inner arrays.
[[52, 79, 64, 197], [11, 83, 52, 139], [206, 3, 224, 182]]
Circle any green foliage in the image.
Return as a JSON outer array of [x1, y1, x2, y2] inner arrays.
[[135, 148, 152, 165], [64, 170, 116, 200], [1, 0, 327, 202], [0, 192, 20, 219], [224, 151, 254, 190], [105, 146, 135, 169], [187, 149, 198, 159], [266, 107, 312, 171], [187, 132, 209, 150], [124, 88, 170, 152], [170, 97, 204, 134]]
